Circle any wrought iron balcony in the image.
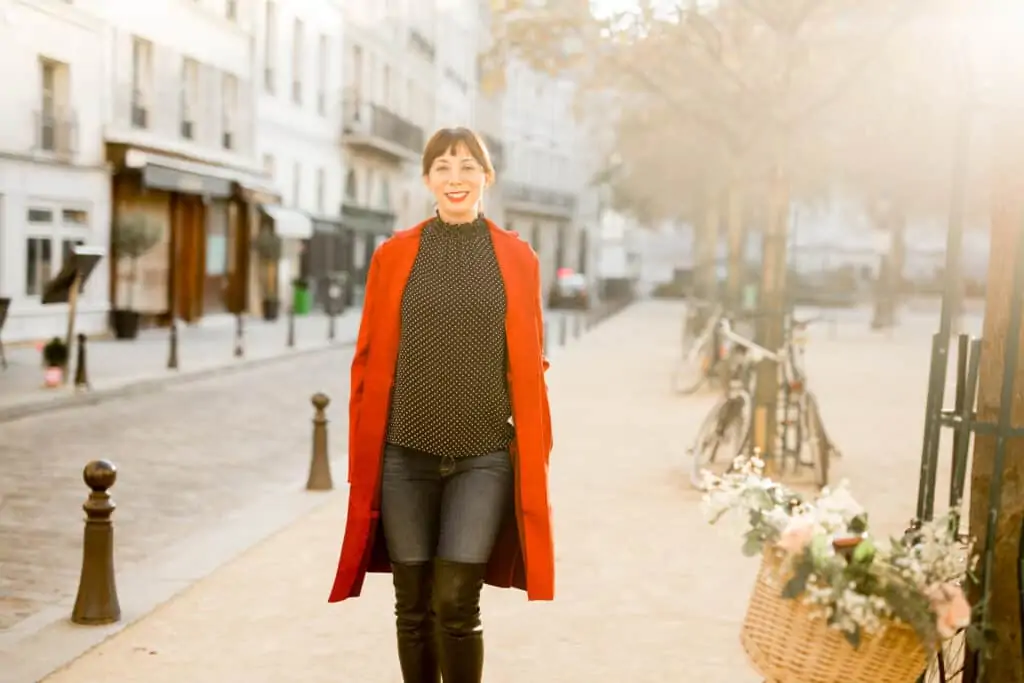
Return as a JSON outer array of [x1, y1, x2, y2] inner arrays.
[[33, 109, 78, 160], [482, 133, 505, 172], [503, 181, 577, 218], [342, 90, 425, 161]]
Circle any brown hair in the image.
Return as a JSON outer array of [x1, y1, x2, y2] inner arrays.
[[421, 127, 495, 181]]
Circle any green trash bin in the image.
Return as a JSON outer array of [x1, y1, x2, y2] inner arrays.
[[292, 279, 313, 316]]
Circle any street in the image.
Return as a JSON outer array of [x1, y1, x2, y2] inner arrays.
[[0, 299, 979, 682]]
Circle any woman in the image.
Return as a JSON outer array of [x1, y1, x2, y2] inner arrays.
[[328, 127, 555, 683]]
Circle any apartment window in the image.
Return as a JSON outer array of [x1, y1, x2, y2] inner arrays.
[[24, 205, 89, 297], [351, 45, 363, 100], [316, 35, 328, 116], [181, 59, 200, 140], [131, 37, 152, 128], [263, 153, 275, 177], [292, 162, 301, 206], [344, 170, 357, 201], [291, 19, 303, 104], [263, 1, 276, 93], [315, 167, 325, 213], [221, 73, 238, 150], [382, 65, 391, 108], [379, 179, 391, 210], [38, 58, 70, 154], [226, 0, 237, 20]]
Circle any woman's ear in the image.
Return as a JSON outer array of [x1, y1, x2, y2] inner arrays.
[[485, 171, 496, 188]]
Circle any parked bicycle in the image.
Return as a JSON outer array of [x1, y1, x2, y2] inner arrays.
[[688, 316, 840, 490], [672, 300, 727, 395]]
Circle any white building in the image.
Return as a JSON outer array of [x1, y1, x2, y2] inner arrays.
[[501, 60, 592, 298], [0, 1, 111, 343], [255, 0, 345, 313]]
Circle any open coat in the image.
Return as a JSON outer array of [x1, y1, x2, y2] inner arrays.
[[328, 218, 555, 602]]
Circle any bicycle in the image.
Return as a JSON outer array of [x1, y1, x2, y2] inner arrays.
[[689, 317, 839, 490], [672, 301, 727, 395]]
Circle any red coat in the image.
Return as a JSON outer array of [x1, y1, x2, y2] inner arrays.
[[328, 218, 555, 602]]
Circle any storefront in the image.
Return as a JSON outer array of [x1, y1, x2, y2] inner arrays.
[[340, 202, 395, 306], [107, 146, 280, 327]]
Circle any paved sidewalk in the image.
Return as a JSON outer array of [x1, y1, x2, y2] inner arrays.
[[34, 300, 950, 682], [0, 310, 362, 421]]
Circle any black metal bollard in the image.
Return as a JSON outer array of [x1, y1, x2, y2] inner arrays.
[[328, 312, 336, 342], [71, 460, 121, 625], [573, 313, 582, 339], [167, 320, 179, 370], [233, 313, 244, 358], [306, 393, 333, 491], [559, 315, 568, 346], [287, 306, 296, 348], [74, 333, 90, 390]]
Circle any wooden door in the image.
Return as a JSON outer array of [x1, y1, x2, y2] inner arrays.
[[173, 195, 205, 323], [201, 200, 229, 315]]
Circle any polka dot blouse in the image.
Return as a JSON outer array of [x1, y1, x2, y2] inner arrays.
[[385, 215, 514, 459]]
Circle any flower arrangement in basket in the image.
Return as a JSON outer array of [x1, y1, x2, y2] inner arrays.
[[701, 457, 980, 683]]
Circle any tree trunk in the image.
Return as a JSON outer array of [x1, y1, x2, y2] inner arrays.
[[724, 183, 746, 312], [694, 199, 720, 303], [754, 167, 790, 475], [964, 136, 1024, 683]]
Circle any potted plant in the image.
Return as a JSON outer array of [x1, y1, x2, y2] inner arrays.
[[42, 336, 69, 387], [111, 214, 162, 339], [252, 230, 283, 321]]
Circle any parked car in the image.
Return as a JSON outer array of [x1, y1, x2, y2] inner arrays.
[[548, 268, 590, 310]]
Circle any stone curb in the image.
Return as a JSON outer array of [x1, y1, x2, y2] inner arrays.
[[0, 338, 356, 425]]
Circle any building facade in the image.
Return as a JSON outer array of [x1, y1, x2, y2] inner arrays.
[[255, 0, 345, 314], [501, 60, 589, 299], [0, 1, 112, 342]]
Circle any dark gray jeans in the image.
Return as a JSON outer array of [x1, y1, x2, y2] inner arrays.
[[380, 443, 514, 565]]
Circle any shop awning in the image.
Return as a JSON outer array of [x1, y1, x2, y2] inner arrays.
[[262, 205, 314, 239], [122, 148, 282, 203]]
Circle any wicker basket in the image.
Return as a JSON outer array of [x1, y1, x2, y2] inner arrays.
[[741, 549, 928, 683]]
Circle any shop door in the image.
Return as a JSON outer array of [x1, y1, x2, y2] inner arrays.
[[202, 201, 229, 315]]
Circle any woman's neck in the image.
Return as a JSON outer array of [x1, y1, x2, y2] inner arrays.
[[436, 209, 481, 226]]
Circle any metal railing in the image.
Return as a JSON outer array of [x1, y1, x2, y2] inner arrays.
[[33, 109, 78, 159], [341, 91, 424, 156], [503, 181, 577, 215]]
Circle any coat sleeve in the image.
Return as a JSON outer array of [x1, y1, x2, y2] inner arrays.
[[532, 253, 553, 455], [348, 246, 384, 482]]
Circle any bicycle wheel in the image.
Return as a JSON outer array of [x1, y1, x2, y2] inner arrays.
[[917, 629, 966, 682], [672, 342, 711, 396], [689, 391, 752, 489], [804, 392, 831, 490]]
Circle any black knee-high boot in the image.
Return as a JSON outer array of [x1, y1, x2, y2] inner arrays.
[[392, 562, 440, 683], [433, 559, 487, 683]]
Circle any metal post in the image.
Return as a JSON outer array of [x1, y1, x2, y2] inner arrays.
[[233, 313, 244, 358], [71, 460, 120, 625], [559, 315, 567, 346], [167, 320, 179, 370], [328, 311, 336, 342], [306, 393, 333, 491], [287, 306, 296, 348], [73, 333, 90, 390]]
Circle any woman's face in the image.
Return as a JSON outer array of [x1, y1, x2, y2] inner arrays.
[[424, 143, 490, 223]]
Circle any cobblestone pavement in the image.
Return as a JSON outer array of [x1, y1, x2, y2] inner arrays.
[[0, 310, 362, 419], [0, 346, 357, 637], [28, 300, 975, 683]]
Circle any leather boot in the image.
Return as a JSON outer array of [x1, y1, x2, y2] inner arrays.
[[433, 559, 487, 683], [392, 562, 440, 683]]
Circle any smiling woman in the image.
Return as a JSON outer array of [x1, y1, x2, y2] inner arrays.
[[329, 127, 554, 683], [420, 127, 495, 224]]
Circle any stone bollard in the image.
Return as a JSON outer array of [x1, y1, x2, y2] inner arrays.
[[167, 320, 179, 370], [71, 460, 121, 625], [233, 313, 245, 358], [306, 393, 333, 491], [73, 333, 90, 390], [287, 306, 296, 348], [559, 315, 568, 346]]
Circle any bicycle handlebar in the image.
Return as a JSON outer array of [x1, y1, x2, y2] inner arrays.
[[717, 320, 781, 363]]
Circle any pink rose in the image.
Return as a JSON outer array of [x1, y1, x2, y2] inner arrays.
[[925, 582, 972, 639], [777, 516, 816, 554]]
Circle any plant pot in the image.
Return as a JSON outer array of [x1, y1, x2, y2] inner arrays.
[[43, 366, 63, 388], [262, 299, 281, 321], [112, 309, 141, 339]]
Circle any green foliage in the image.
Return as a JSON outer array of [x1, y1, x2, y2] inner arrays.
[[252, 230, 283, 261], [113, 215, 161, 260], [42, 337, 68, 367]]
